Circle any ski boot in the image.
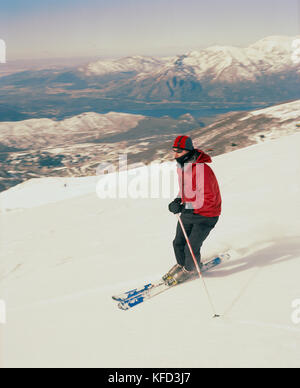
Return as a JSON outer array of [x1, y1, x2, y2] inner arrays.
[[167, 267, 198, 286], [162, 264, 183, 283]]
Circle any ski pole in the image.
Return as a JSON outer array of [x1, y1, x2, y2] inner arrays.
[[176, 214, 220, 318]]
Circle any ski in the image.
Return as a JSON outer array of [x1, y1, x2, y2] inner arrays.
[[113, 253, 230, 310], [117, 282, 171, 310], [112, 282, 163, 302]]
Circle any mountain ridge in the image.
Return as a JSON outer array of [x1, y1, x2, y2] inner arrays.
[[1, 35, 299, 117]]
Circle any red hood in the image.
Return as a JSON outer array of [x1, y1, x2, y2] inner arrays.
[[195, 149, 212, 164]]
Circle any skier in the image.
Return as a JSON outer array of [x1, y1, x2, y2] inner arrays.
[[165, 135, 222, 284]]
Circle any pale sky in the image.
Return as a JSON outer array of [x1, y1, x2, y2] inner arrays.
[[0, 0, 299, 61]]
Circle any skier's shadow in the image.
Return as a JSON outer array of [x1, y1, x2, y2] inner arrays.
[[204, 236, 300, 278], [203, 236, 300, 316]]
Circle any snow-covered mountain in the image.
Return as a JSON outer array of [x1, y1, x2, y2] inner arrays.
[[80, 36, 300, 81], [181, 35, 300, 82], [79, 55, 169, 76], [0, 131, 300, 367], [1, 36, 299, 120], [78, 36, 300, 101]]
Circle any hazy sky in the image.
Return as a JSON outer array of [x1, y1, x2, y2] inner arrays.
[[0, 0, 299, 61]]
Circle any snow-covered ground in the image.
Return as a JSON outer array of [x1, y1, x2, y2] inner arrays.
[[0, 132, 300, 368]]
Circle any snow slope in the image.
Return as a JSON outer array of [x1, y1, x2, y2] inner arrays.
[[0, 133, 300, 368]]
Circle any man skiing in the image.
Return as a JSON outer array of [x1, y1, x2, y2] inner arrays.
[[165, 135, 222, 284]]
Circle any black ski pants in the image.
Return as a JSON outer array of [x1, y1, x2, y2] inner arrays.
[[173, 211, 219, 271]]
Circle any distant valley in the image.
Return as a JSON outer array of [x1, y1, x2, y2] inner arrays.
[[0, 100, 299, 193]]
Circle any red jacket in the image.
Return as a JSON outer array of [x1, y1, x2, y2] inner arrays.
[[177, 149, 222, 217]]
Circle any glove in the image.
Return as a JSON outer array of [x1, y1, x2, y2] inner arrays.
[[168, 198, 184, 214]]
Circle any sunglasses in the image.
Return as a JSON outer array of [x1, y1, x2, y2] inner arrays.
[[173, 148, 186, 154]]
